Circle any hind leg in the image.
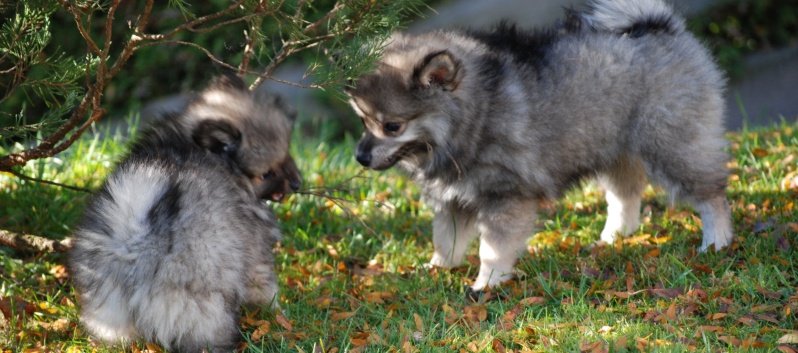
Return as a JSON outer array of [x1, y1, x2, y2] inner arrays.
[[639, 119, 733, 251], [598, 155, 647, 244], [246, 262, 280, 309], [694, 195, 733, 251]]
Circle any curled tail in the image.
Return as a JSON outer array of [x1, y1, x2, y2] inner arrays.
[[578, 0, 685, 37]]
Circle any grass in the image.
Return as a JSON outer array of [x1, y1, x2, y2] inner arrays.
[[1, 117, 797, 353]]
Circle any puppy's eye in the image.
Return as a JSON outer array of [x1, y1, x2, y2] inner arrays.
[[261, 171, 275, 180], [383, 121, 402, 134]]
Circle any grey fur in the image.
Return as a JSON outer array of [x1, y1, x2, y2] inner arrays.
[[347, 0, 733, 290], [69, 75, 299, 352]]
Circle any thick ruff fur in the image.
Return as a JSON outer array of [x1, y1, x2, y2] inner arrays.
[[70, 75, 300, 352], [347, 0, 733, 291]]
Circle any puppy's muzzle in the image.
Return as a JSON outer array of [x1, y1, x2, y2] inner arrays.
[[356, 133, 374, 168], [356, 149, 372, 167]]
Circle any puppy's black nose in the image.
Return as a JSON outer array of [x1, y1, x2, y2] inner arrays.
[[289, 178, 301, 191], [355, 150, 371, 167]]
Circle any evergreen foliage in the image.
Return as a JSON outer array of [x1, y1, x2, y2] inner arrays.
[[0, 0, 425, 172]]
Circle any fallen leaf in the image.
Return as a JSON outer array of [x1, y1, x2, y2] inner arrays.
[[778, 333, 798, 344], [756, 286, 783, 300], [708, 313, 727, 320], [644, 248, 661, 259], [614, 336, 628, 349], [737, 315, 756, 326], [698, 326, 724, 334], [520, 296, 545, 306], [0, 296, 37, 320], [756, 313, 780, 324], [579, 340, 606, 353], [666, 301, 676, 320], [276, 314, 293, 331], [413, 313, 424, 332], [251, 322, 270, 341], [145, 343, 163, 352], [492, 339, 507, 353], [331, 312, 355, 321], [650, 287, 685, 299], [752, 148, 769, 158], [778, 344, 798, 353], [717, 336, 743, 347], [775, 231, 791, 252]]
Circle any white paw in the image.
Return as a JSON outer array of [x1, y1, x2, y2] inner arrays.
[[428, 252, 460, 269]]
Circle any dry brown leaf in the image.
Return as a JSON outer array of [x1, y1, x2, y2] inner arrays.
[[777, 344, 798, 353], [520, 296, 545, 306], [145, 343, 163, 352], [666, 301, 677, 321], [756, 313, 780, 324], [251, 323, 270, 341], [364, 292, 390, 304], [0, 296, 37, 320], [413, 313, 424, 332], [650, 287, 685, 299], [757, 286, 783, 299], [598, 326, 614, 334], [635, 336, 650, 351], [708, 313, 727, 320], [331, 311, 355, 321], [752, 148, 769, 158], [644, 248, 661, 259], [38, 318, 72, 333], [717, 336, 743, 347], [737, 315, 757, 326], [779, 333, 798, 344], [579, 340, 606, 353], [276, 314, 293, 331], [351, 335, 369, 347], [625, 261, 634, 275], [492, 338, 508, 353], [615, 336, 628, 349]]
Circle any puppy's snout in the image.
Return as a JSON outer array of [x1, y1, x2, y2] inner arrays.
[[356, 134, 374, 167], [289, 178, 301, 191], [356, 149, 372, 167]]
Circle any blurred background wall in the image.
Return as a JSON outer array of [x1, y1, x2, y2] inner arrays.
[[264, 0, 798, 133]]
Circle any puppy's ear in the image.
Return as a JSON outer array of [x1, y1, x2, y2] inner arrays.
[[273, 94, 298, 124], [192, 120, 242, 158], [208, 73, 248, 92], [414, 50, 462, 91]]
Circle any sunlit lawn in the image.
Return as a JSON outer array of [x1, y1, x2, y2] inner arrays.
[[1, 118, 797, 352]]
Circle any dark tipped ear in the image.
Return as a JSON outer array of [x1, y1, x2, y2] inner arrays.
[[413, 50, 462, 91], [208, 73, 248, 92], [272, 94, 298, 123], [192, 120, 242, 157]]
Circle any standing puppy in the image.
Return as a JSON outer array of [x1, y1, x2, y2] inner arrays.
[[70, 75, 300, 352], [346, 0, 733, 291]]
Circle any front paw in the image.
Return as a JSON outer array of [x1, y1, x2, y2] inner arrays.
[[465, 286, 484, 303], [428, 252, 460, 269]]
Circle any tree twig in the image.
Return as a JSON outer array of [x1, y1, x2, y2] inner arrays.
[[0, 230, 71, 253], [293, 169, 390, 236], [7, 169, 93, 193]]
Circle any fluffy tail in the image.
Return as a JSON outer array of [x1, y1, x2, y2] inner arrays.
[[578, 0, 685, 36]]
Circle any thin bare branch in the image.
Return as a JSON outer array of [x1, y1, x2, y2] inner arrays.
[[7, 169, 92, 193], [0, 230, 71, 253], [137, 40, 330, 89], [135, 0, 247, 41], [252, 1, 346, 88], [293, 170, 387, 236]]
